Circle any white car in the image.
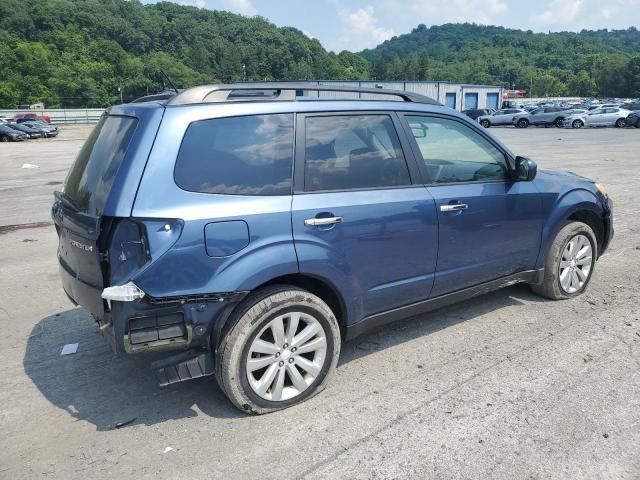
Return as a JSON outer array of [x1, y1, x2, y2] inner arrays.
[[564, 107, 631, 128], [477, 108, 526, 127]]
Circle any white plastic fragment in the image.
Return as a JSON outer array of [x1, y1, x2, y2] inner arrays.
[[21, 163, 39, 169], [101, 281, 145, 303], [163, 447, 175, 453], [61, 343, 79, 355]]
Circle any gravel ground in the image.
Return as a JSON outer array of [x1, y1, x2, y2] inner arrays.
[[0, 124, 638, 479]]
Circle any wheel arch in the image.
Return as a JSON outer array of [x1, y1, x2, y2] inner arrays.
[[213, 273, 349, 348], [536, 189, 605, 269]]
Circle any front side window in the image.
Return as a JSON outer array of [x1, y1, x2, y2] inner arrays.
[[303, 114, 411, 192], [406, 115, 508, 184], [174, 113, 294, 195]]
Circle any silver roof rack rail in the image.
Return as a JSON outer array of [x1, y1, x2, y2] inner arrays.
[[166, 82, 440, 106]]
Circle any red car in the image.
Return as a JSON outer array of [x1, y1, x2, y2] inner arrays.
[[14, 113, 51, 124]]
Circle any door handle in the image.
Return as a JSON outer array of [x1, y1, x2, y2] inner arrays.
[[304, 216, 343, 227], [440, 203, 468, 212]]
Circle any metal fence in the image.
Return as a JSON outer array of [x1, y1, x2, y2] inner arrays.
[[0, 108, 105, 124]]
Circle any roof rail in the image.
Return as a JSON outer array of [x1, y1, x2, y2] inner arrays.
[[166, 82, 440, 106]]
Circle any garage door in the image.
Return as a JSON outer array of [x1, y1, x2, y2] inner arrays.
[[486, 92, 499, 110], [464, 92, 478, 110], [445, 92, 456, 109]]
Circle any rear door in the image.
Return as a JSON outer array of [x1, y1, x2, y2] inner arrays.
[[291, 112, 438, 319], [52, 114, 139, 318], [400, 114, 544, 296]]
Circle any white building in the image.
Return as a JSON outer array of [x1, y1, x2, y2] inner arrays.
[[303, 80, 503, 111]]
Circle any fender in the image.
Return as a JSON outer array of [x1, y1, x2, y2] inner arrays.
[[133, 236, 299, 297], [293, 238, 365, 328], [535, 188, 604, 269]]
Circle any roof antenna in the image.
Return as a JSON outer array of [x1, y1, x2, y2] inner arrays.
[[160, 70, 179, 94]]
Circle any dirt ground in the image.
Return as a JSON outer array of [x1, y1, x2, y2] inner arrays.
[[0, 124, 639, 479]]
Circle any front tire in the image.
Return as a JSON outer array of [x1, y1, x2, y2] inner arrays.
[[572, 119, 584, 129], [554, 117, 565, 128], [517, 118, 529, 128], [531, 222, 597, 300], [615, 118, 625, 128], [215, 286, 341, 414], [480, 119, 490, 128]]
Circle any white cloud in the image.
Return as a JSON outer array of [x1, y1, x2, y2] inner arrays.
[[179, 0, 206, 8], [380, 0, 508, 26], [530, 0, 638, 30], [221, 0, 257, 16], [333, 5, 395, 52]]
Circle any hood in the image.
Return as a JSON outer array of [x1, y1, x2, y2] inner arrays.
[[537, 167, 593, 184]]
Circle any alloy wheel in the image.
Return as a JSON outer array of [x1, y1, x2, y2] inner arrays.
[[246, 311, 327, 402], [559, 234, 593, 294], [572, 120, 583, 129]]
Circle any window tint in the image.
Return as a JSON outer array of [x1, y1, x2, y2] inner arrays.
[[304, 115, 411, 192], [406, 116, 508, 184], [174, 114, 294, 195]]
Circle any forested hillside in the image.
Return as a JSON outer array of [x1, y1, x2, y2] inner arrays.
[[360, 24, 640, 98], [0, 1, 638, 108], [0, 0, 368, 107]]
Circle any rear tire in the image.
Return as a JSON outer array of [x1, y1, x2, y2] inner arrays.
[[615, 118, 625, 128], [517, 118, 529, 128], [0, 136, 7, 142], [554, 117, 565, 128], [531, 222, 597, 300], [480, 119, 490, 128], [215, 286, 341, 415]]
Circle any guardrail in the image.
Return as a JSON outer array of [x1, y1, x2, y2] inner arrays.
[[0, 108, 105, 124]]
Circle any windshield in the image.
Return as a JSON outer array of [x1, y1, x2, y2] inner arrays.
[[63, 115, 138, 215]]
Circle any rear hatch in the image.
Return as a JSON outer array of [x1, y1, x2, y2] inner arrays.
[[52, 114, 139, 320]]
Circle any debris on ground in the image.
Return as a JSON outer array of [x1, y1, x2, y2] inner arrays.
[[163, 447, 175, 454], [21, 163, 39, 169], [60, 343, 78, 355], [111, 418, 137, 430]]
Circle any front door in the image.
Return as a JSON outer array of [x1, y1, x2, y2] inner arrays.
[[292, 112, 438, 320], [402, 114, 544, 297]]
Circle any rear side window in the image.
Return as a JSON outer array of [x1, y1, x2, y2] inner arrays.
[[64, 115, 138, 215], [175, 114, 294, 195], [303, 115, 411, 192]]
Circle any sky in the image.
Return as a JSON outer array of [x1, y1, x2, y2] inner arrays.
[[145, 0, 640, 52]]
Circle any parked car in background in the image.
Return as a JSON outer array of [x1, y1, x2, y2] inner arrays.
[[624, 111, 640, 128], [52, 83, 613, 414], [477, 108, 525, 127], [13, 112, 51, 124], [462, 108, 495, 121], [23, 120, 58, 137], [620, 102, 640, 111], [4, 122, 43, 138], [512, 106, 574, 128], [564, 107, 631, 128], [0, 124, 27, 142]]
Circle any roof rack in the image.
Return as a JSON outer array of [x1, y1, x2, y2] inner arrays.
[[166, 82, 440, 106]]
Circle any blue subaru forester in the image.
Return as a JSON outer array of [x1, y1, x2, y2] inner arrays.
[[53, 83, 613, 414]]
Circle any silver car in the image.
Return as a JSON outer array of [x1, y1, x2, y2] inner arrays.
[[564, 107, 631, 128], [477, 108, 525, 128]]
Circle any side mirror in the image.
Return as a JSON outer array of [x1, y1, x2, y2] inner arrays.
[[515, 156, 537, 182]]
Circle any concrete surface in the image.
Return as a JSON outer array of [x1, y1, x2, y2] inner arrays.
[[0, 125, 639, 479]]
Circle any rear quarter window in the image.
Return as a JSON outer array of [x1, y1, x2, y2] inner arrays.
[[174, 113, 294, 195]]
